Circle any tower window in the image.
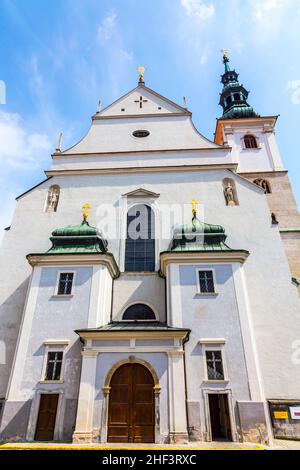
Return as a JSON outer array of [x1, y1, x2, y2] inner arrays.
[[206, 350, 224, 380], [234, 93, 240, 101], [57, 272, 74, 295], [198, 270, 215, 293], [125, 204, 155, 272], [253, 179, 271, 194], [122, 303, 156, 321], [244, 135, 258, 149], [226, 97, 231, 106]]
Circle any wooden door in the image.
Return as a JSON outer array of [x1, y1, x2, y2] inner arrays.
[[208, 394, 222, 439], [35, 394, 59, 441], [222, 394, 232, 440], [107, 363, 155, 443]]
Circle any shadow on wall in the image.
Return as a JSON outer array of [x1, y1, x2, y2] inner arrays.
[[0, 400, 32, 442], [0, 277, 31, 395]]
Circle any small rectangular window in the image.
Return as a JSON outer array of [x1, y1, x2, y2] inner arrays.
[[198, 270, 215, 293], [57, 273, 74, 295], [206, 350, 224, 380], [45, 351, 63, 381]]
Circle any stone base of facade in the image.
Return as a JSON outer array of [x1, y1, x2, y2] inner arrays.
[[72, 432, 94, 444], [237, 401, 270, 445], [168, 432, 189, 444]]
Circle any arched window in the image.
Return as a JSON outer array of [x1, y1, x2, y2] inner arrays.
[[45, 185, 60, 212], [226, 96, 231, 106], [125, 204, 155, 272], [244, 134, 258, 149], [253, 179, 271, 194], [122, 303, 156, 321]]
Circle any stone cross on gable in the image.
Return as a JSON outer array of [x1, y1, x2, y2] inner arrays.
[[134, 95, 148, 109]]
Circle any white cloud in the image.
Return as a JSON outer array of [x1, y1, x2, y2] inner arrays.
[[181, 0, 215, 22], [97, 10, 117, 44], [287, 80, 300, 104], [249, 0, 290, 21], [0, 111, 51, 168]]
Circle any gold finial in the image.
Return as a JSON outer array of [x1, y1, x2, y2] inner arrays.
[[82, 203, 91, 221], [137, 66, 145, 83], [190, 199, 199, 218], [221, 48, 228, 60]]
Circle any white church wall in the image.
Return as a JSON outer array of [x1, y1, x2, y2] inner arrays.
[[224, 124, 284, 172], [0, 266, 92, 442], [50, 148, 232, 172]]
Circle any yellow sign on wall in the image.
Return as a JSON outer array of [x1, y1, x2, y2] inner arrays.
[[274, 411, 289, 420]]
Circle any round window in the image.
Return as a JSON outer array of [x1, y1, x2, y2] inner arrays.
[[132, 130, 150, 138]]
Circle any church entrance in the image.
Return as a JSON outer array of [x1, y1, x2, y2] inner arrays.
[[208, 393, 232, 441], [35, 394, 59, 441], [107, 363, 155, 443]]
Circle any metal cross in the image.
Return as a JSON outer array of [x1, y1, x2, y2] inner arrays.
[[134, 96, 148, 109], [82, 203, 91, 221]]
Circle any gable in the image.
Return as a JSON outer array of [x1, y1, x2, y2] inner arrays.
[[99, 85, 189, 117], [122, 188, 160, 198]]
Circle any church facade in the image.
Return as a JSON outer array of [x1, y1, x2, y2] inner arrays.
[[0, 55, 300, 445]]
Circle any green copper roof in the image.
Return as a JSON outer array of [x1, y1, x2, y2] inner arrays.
[[47, 219, 108, 255], [222, 105, 259, 119], [171, 216, 234, 252], [75, 322, 190, 333]]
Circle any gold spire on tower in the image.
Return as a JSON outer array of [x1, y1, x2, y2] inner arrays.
[[82, 203, 91, 221]]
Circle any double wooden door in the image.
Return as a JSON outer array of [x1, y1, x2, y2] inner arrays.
[[35, 394, 59, 441], [107, 363, 155, 443]]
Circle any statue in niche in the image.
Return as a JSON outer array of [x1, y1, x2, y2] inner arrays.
[[224, 181, 236, 206], [46, 186, 60, 212]]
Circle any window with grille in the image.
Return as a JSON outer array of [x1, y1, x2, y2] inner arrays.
[[206, 350, 224, 380], [122, 303, 156, 321], [57, 273, 74, 295], [45, 351, 63, 381], [198, 270, 215, 293], [244, 135, 258, 149], [125, 205, 155, 272]]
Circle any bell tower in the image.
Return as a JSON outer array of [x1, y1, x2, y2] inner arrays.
[[215, 51, 300, 293]]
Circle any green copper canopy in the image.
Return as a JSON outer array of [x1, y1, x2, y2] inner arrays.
[[47, 219, 108, 255], [171, 216, 234, 252], [219, 52, 259, 120]]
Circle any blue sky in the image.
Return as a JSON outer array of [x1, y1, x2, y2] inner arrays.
[[0, 0, 300, 236]]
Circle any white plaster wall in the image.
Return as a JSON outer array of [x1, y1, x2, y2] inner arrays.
[[16, 266, 92, 401], [224, 123, 284, 172], [176, 263, 251, 398], [51, 148, 232, 172], [63, 115, 219, 155]]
